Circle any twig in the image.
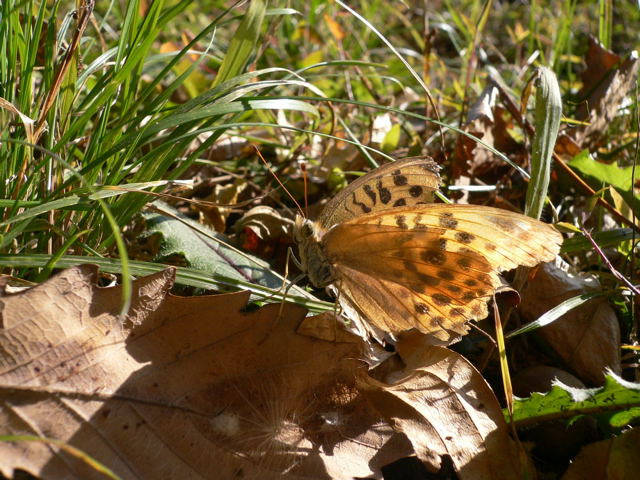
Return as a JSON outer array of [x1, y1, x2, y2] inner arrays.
[[581, 227, 640, 296]]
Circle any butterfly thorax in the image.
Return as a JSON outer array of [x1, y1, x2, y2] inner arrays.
[[294, 216, 335, 288]]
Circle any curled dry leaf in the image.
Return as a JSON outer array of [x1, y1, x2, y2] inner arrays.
[[519, 258, 621, 385], [0, 265, 525, 479], [453, 85, 521, 183], [573, 37, 640, 146], [234, 205, 294, 259], [361, 332, 526, 480], [198, 179, 248, 232]]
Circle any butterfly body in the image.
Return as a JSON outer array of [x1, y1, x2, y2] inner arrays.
[[294, 217, 334, 288], [294, 158, 562, 344]]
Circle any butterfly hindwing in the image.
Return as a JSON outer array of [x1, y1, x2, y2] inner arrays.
[[335, 267, 482, 342], [317, 157, 441, 228]]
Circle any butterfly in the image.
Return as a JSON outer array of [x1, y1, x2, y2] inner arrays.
[[294, 157, 562, 345]]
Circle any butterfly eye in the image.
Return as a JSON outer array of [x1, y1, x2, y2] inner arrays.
[[293, 217, 316, 242], [301, 222, 315, 237]]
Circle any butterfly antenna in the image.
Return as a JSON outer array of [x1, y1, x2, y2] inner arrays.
[[300, 161, 309, 218], [253, 145, 305, 217]]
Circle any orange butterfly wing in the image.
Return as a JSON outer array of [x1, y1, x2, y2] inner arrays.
[[321, 204, 562, 342]]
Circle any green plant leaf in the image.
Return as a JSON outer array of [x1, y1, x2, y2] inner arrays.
[[140, 202, 317, 303], [0, 253, 331, 312], [561, 228, 635, 253], [569, 150, 634, 192], [525, 67, 562, 220], [380, 123, 401, 153], [569, 150, 639, 217], [507, 371, 640, 428], [0, 181, 186, 228]]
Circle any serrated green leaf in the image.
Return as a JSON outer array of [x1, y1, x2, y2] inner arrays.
[[569, 150, 634, 191], [507, 371, 640, 428]]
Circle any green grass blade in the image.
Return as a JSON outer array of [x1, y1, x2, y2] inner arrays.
[[213, 0, 266, 87], [0, 254, 333, 313], [505, 293, 602, 339]]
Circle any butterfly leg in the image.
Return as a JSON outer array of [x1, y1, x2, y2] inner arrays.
[[288, 245, 304, 271], [325, 282, 350, 342], [258, 247, 305, 345]]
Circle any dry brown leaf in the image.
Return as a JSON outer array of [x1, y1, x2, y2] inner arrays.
[[234, 205, 293, 260], [234, 206, 292, 242], [555, 133, 582, 159], [512, 366, 585, 397], [562, 427, 640, 480], [519, 258, 621, 385], [296, 312, 362, 344], [454, 85, 522, 183], [0, 265, 389, 479], [573, 37, 640, 146], [361, 334, 526, 479], [198, 179, 247, 232], [0, 265, 527, 479]]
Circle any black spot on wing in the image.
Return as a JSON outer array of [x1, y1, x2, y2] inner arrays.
[[437, 270, 454, 280], [395, 215, 408, 230], [439, 212, 458, 229], [415, 303, 430, 314], [409, 185, 423, 197], [393, 172, 408, 186], [417, 273, 440, 287], [377, 180, 391, 204], [432, 293, 452, 306], [363, 184, 376, 204], [422, 250, 446, 265], [351, 192, 371, 214], [457, 257, 471, 270], [455, 232, 475, 244]]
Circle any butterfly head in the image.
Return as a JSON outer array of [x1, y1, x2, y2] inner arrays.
[[293, 215, 317, 243], [293, 215, 334, 288]]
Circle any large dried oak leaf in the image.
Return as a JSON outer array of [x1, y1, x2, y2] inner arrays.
[[0, 265, 523, 480]]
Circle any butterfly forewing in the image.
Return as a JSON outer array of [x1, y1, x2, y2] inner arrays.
[[317, 157, 441, 228]]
